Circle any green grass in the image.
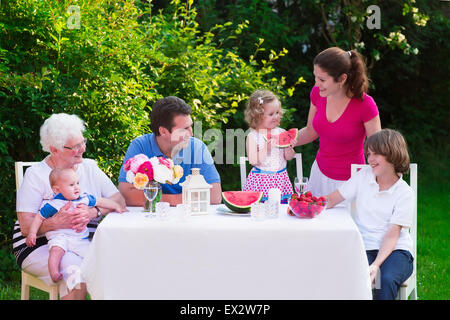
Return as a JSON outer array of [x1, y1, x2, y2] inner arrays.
[[0, 283, 49, 300], [416, 178, 450, 299]]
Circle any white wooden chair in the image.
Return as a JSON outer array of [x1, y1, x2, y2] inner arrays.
[[15, 161, 60, 300], [350, 163, 418, 300], [240, 153, 303, 190]]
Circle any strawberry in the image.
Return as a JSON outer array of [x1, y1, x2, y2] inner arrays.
[[305, 191, 312, 198]]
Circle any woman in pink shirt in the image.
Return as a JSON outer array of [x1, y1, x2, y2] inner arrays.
[[294, 47, 381, 196]]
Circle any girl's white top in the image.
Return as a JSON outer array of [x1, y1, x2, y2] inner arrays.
[[247, 127, 286, 172]]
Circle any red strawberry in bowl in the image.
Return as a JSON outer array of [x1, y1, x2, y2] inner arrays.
[[287, 192, 327, 219]]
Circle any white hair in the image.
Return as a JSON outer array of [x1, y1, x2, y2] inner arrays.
[[40, 113, 86, 152]]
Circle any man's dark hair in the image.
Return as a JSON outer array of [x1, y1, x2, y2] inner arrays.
[[150, 96, 192, 136]]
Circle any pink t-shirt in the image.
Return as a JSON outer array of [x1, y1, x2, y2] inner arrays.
[[310, 86, 379, 180]]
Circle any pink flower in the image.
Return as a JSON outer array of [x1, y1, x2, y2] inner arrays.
[[124, 159, 132, 171], [137, 161, 154, 181], [125, 154, 150, 173], [158, 157, 173, 170]]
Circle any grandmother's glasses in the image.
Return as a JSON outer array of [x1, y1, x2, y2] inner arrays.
[[64, 138, 87, 151]]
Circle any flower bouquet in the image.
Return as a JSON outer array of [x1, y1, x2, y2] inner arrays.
[[124, 154, 184, 213], [124, 154, 183, 188]]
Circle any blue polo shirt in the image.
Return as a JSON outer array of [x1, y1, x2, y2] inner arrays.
[[118, 133, 221, 194]]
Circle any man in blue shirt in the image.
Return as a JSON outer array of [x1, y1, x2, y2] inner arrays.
[[118, 96, 222, 206]]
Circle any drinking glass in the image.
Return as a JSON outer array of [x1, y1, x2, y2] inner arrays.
[[143, 181, 161, 217], [156, 202, 171, 220], [294, 177, 309, 195], [265, 201, 279, 219], [176, 204, 191, 222], [251, 203, 266, 222]]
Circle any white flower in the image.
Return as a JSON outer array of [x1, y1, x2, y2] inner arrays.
[[412, 48, 419, 55], [157, 165, 174, 184], [150, 157, 174, 184], [355, 42, 365, 50], [126, 170, 136, 184]]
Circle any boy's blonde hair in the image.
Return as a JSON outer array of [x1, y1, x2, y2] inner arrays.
[[244, 90, 283, 129], [49, 168, 76, 187], [364, 129, 410, 174]]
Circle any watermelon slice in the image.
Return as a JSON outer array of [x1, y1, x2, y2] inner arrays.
[[222, 191, 263, 213], [264, 128, 298, 148]]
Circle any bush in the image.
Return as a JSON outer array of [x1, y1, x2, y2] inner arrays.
[[0, 0, 296, 281], [195, 0, 450, 172]]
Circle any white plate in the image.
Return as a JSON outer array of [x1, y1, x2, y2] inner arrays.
[[216, 206, 250, 216]]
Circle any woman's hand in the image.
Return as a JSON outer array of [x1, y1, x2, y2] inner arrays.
[[71, 203, 93, 233], [51, 201, 75, 230], [114, 203, 128, 214]]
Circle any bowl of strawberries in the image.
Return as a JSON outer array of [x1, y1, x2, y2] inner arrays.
[[287, 191, 327, 219]]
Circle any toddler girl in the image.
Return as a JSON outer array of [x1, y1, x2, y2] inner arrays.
[[243, 90, 295, 203]]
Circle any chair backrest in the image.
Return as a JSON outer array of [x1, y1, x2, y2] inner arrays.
[[15, 161, 39, 190], [240, 153, 303, 190], [350, 163, 417, 269]]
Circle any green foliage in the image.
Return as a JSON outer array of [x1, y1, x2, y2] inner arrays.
[[196, 0, 449, 170], [0, 0, 295, 281]]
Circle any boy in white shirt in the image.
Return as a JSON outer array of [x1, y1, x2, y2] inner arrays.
[[326, 129, 414, 300], [26, 168, 126, 282]]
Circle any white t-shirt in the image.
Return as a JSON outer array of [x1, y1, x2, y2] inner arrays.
[[338, 166, 414, 255], [40, 192, 97, 240], [247, 127, 287, 172], [14, 157, 119, 266]]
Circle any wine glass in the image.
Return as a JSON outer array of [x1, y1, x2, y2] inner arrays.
[[294, 177, 309, 195], [143, 181, 161, 217]]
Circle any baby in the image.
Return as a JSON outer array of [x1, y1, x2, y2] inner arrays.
[[26, 168, 126, 282]]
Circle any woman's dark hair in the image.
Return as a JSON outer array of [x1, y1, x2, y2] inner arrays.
[[150, 96, 192, 136], [313, 47, 369, 100]]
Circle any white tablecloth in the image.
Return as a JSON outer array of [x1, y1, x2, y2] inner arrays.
[[80, 204, 372, 300]]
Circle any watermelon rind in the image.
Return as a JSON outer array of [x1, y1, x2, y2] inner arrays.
[[222, 191, 263, 213]]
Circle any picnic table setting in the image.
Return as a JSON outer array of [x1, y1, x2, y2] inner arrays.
[[80, 153, 372, 300]]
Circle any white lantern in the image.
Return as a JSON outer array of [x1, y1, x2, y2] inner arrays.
[[180, 168, 212, 215]]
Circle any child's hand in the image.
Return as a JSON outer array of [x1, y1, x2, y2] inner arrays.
[[290, 138, 297, 149], [26, 234, 36, 247], [283, 144, 295, 160], [369, 264, 380, 287]]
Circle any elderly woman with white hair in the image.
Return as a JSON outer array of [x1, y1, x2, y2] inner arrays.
[[13, 113, 126, 300]]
